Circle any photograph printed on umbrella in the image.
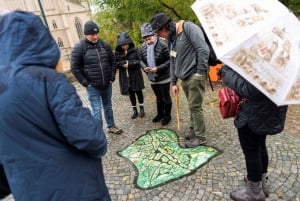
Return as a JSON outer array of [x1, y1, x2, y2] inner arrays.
[[225, 13, 300, 105], [192, 0, 300, 105]]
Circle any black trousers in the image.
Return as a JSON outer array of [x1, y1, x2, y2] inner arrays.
[[0, 164, 10, 198], [128, 89, 144, 107], [151, 83, 172, 105], [237, 126, 268, 182]]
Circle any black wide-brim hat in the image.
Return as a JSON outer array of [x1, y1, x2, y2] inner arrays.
[[150, 13, 172, 32]]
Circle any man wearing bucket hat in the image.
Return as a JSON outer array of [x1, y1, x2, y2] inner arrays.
[[71, 20, 123, 135], [150, 13, 210, 147], [139, 23, 172, 125]]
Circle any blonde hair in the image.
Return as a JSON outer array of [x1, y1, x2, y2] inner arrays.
[[55, 60, 64, 72]]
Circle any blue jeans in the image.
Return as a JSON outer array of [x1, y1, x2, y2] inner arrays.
[[86, 84, 115, 128]]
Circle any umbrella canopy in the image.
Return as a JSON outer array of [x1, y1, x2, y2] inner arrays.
[[192, 0, 300, 105]]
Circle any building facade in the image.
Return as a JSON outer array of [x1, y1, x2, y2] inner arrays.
[[1, 0, 91, 71]]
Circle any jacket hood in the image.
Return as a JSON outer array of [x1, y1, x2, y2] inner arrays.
[[115, 32, 135, 52], [0, 11, 60, 69]]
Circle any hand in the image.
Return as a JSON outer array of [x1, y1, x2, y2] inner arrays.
[[122, 60, 128, 68], [145, 67, 157, 73], [117, 60, 126, 66], [145, 67, 151, 73], [149, 67, 158, 73], [172, 85, 179, 96]]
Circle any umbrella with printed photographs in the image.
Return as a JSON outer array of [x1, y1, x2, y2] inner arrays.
[[192, 0, 300, 105]]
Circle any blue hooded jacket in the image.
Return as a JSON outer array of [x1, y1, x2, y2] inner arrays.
[[0, 11, 111, 201]]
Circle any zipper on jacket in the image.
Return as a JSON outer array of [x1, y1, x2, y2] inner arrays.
[[95, 44, 105, 87]]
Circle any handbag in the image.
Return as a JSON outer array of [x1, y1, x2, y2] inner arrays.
[[218, 87, 241, 119]]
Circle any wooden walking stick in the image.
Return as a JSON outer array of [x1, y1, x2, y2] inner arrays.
[[175, 92, 181, 131]]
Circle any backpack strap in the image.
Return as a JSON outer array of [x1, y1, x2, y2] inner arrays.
[[176, 20, 185, 35], [80, 39, 111, 56], [99, 39, 111, 52], [79, 40, 85, 53]]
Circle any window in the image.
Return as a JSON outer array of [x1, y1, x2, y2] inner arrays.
[[57, 37, 64, 47], [75, 17, 84, 40], [52, 20, 57, 29]]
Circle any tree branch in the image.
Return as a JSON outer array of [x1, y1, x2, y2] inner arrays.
[[159, 1, 182, 19]]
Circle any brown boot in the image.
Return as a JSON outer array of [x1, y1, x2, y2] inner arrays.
[[185, 137, 201, 148], [185, 136, 207, 148], [185, 128, 196, 140], [230, 180, 265, 201]]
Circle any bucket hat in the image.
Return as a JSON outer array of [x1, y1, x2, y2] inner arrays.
[[140, 23, 155, 38]]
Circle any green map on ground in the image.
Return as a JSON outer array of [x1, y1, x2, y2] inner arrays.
[[118, 128, 220, 189]]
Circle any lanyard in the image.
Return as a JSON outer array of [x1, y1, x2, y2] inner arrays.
[[170, 38, 177, 50]]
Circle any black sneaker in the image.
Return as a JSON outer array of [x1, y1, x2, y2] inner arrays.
[[161, 116, 171, 125], [139, 107, 145, 118], [152, 115, 163, 123], [131, 110, 138, 119]]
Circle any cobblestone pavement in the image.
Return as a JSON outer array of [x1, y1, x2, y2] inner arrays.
[[2, 78, 300, 201]]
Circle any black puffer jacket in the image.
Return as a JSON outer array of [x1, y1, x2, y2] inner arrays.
[[139, 37, 170, 82], [71, 39, 115, 89], [115, 32, 144, 95], [221, 65, 288, 135]]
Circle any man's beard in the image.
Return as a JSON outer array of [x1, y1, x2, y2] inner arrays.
[[90, 39, 98, 43]]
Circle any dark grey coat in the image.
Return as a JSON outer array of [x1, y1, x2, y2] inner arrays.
[[221, 65, 288, 135], [115, 32, 144, 95]]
